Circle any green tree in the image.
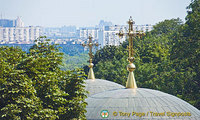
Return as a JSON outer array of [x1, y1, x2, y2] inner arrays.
[[61, 53, 89, 71], [171, 0, 200, 109], [17, 37, 65, 119], [20, 36, 87, 119], [151, 18, 182, 36], [1, 37, 88, 119], [59, 69, 87, 119], [0, 46, 42, 120]]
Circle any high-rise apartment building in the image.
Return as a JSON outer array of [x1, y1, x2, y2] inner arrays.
[[0, 26, 42, 44], [0, 17, 42, 44], [76, 27, 99, 41], [98, 24, 153, 48], [98, 25, 126, 48], [15, 17, 24, 27]]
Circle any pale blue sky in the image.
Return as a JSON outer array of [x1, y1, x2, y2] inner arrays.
[[0, 0, 191, 27]]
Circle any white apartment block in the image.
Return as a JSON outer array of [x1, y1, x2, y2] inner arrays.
[[0, 26, 42, 44], [98, 24, 153, 48], [76, 28, 98, 40], [98, 25, 126, 48]]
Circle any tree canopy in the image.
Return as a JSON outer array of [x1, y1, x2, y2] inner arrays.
[[0, 36, 88, 119]]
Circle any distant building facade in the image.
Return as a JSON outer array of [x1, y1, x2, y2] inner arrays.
[[0, 17, 42, 44], [76, 27, 98, 40], [0, 26, 42, 44], [98, 25, 126, 48], [98, 24, 153, 48], [43, 26, 76, 38], [0, 18, 153, 45], [76, 20, 113, 45], [0, 19, 15, 27], [0, 16, 24, 27]]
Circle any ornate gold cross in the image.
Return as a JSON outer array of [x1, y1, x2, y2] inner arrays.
[[117, 16, 145, 63], [82, 35, 99, 80], [117, 16, 145, 88], [82, 35, 99, 63]]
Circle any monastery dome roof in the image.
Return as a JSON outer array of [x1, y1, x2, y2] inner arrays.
[[86, 88, 200, 120], [84, 79, 125, 97]]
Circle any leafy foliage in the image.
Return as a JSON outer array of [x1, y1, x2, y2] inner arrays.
[[0, 36, 87, 119], [170, 0, 200, 109], [59, 44, 85, 56], [61, 53, 89, 71], [0, 46, 41, 120]]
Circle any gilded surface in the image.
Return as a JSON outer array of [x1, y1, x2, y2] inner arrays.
[[117, 16, 145, 88], [82, 35, 99, 79]]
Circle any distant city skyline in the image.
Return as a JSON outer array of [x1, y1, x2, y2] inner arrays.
[[0, 0, 191, 27]]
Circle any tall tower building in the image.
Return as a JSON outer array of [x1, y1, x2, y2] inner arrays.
[[15, 16, 24, 27]]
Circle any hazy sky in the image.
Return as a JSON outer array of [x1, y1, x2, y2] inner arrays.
[[0, 0, 191, 27]]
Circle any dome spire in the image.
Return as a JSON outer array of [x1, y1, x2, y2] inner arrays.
[[82, 35, 99, 80], [117, 16, 145, 89]]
